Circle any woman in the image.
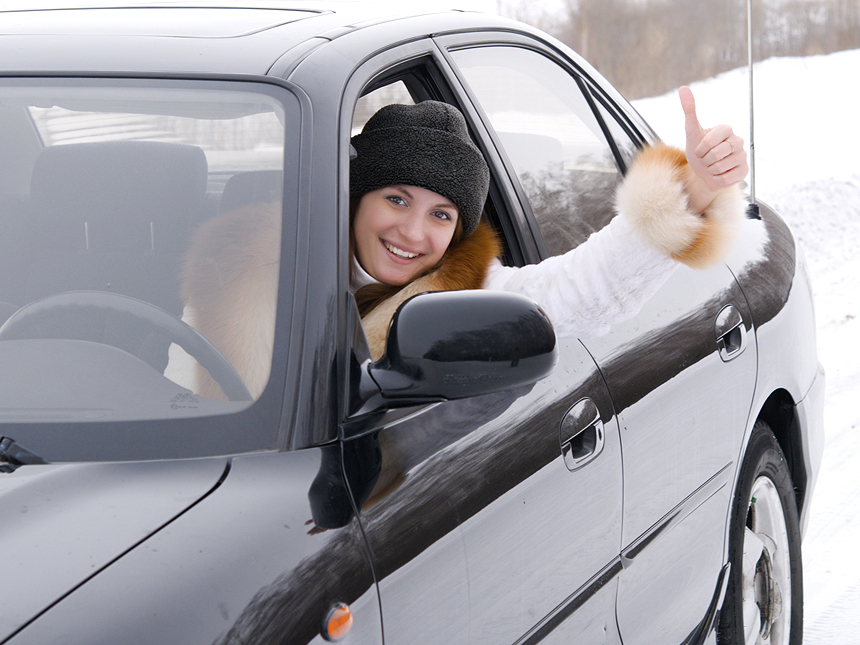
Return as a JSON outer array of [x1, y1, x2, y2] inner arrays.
[[350, 89, 747, 360], [181, 87, 747, 397]]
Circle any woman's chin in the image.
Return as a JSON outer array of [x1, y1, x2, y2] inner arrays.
[[377, 272, 410, 287], [376, 263, 421, 287]]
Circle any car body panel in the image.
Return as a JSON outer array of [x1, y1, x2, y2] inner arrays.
[[723, 203, 824, 533], [0, 6, 342, 75], [350, 338, 623, 643], [794, 362, 826, 536], [580, 254, 757, 644], [0, 5, 519, 76], [7, 449, 382, 645], [0, 458, 227, 639]]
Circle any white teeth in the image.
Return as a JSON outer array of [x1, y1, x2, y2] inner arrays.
[[385, 242, 418, 259]]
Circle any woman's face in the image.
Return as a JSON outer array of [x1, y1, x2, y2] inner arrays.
[[352, 185, 459, 286]]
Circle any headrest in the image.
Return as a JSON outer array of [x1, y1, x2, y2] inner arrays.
[[219, 170, 282, 214], [30, 141, 208, 251]]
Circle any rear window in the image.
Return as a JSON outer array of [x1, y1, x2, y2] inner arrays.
[[0, 78, 298, 461]]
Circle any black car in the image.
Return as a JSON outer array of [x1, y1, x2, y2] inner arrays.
[[0, 3, 823, 644]]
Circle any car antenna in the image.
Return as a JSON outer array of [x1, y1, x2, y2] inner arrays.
[[747, 0, 760, 218]]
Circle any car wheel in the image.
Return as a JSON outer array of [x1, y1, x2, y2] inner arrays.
[[718, 421, 803, 645]]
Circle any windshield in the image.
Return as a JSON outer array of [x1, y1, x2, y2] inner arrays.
[[0, 78, 296, 461]]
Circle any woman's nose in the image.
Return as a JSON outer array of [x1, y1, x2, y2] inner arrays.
[[399, 213, 425, 241]]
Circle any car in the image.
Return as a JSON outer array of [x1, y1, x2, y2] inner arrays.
[[0, 3, 824, 644]]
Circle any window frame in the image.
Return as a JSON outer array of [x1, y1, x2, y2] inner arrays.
[[0, 74, 306, 463], [335, 37, 553, 432], [330, 29, 659, 432]]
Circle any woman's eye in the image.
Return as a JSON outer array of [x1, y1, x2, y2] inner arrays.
[[386, 195, 405, 206], [432, 211, 452, 221]]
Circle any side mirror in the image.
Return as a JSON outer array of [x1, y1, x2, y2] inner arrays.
[[351, 290, 557, 418]]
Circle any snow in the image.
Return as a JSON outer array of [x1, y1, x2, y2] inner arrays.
[[634, 49, 860, 643]]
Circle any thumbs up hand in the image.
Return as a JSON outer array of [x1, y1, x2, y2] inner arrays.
[[679, 86, 748, 213]]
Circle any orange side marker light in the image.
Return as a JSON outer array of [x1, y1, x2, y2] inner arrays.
[[323, 602, 353, 641]]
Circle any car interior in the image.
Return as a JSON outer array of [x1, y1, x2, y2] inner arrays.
[[0, 83, 286, 414]]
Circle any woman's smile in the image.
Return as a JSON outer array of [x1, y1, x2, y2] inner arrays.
[[382, 239, 420, 260]]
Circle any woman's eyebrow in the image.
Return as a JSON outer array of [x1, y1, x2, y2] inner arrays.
[[385, 185, 414, 201], [430, 196, 457, 211]]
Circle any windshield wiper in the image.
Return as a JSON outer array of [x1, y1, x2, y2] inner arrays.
[[0, 437, 48, 473]]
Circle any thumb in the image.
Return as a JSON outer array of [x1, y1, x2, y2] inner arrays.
[[679, 86, 704, 146]]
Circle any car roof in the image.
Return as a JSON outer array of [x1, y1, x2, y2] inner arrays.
[[0, 2, 517, 76]]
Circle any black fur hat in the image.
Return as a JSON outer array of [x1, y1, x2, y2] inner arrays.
[[350, 101, 490, 238]]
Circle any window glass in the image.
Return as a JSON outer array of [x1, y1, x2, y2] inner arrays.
[[451, 46, 624, 255], [0, 79, 292, 425]]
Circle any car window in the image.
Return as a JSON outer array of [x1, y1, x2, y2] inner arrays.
[[451, 45, 627, 256], [0, 78, 294, 429]]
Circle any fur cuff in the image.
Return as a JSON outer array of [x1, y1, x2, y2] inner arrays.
[[616, 143, 745, 269]]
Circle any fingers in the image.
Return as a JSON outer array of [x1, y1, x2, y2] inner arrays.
[[679, 86, 704, 145], [693, 123, 737, 158], [693, 140, 747, 191], [698, 131, 744, 166], [709, 157, 748, 189], [679, 86, 699, 130], [679, 86, 748, 192], [701, 153, 748, 191], [693, 123, 748, 189]]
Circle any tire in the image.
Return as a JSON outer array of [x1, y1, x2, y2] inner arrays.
[[718, 421, 803, 645]]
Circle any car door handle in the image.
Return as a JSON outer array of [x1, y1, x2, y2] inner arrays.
[[559, 397, 605, 471], [714, 304, 747, 362]]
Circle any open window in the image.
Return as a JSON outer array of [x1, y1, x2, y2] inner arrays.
[[348, 62, 514, 280]]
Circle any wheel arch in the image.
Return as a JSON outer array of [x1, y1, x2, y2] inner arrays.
[[755, 389, 806, 518]]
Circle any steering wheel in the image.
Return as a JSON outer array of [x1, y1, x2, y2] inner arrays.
[[0, 291, 253, 401]]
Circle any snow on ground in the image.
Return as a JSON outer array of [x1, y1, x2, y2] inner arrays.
[[635, 49, 860, 643]]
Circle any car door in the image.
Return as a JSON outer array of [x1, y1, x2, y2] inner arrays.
[[340, 344, 624, 645], [444, 36, 758, 643], [568, 81, 758, 645], [584, 263, 756, 644], [297, 35, 627, 644]]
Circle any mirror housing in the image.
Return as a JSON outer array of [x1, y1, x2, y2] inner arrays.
[[349, 290, 557, 421]]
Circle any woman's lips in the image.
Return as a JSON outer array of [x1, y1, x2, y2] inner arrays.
[[383, 239, 420, 260]]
